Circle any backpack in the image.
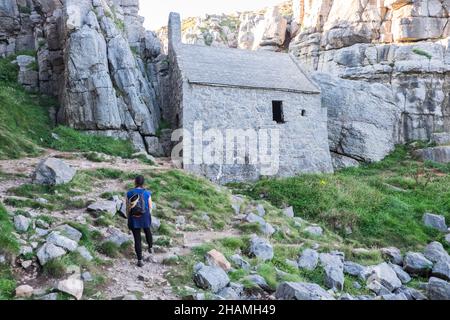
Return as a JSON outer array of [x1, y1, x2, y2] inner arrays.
[[129, 192, 146, 218]]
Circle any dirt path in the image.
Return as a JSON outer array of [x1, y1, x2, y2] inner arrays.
[[0, 150, 243, 300]]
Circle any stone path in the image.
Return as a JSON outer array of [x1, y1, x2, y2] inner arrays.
[[0, 149, 244, 300]]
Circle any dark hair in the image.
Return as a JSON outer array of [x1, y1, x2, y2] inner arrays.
[[135, 175, 145, 187]]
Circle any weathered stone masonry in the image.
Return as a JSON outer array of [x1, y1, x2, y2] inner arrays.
[[167, 12, 333, 184]]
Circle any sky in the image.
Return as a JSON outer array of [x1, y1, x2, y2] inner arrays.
[[140, 0, 285, 30]]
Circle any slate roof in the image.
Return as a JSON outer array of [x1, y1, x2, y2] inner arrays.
[[177, 44, 320, 94]]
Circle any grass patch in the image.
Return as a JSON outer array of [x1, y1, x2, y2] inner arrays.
[[0, 54, 135, 160], [98, 241, 120, 258], [7, 168, 131, 212], [0, 264, 16, 300], [0, 54, 55, 159], [50, 126, 134, 158], [42, 259, 67, 278], [0, 204, 19, 255], [230, 145, 450, 248], [144, 170, 233, 231]]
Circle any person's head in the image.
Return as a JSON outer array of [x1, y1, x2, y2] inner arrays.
[[134, 175, 145, 188]]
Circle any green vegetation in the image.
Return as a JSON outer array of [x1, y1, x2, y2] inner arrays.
[[18, 6, 32, 14], [7, 168, 133, 212], [42, 258, 67, 278], [230, 145, 450, 248], [0, 204, 19, 255], [413, 48, 433, 60], [0, 54, 55, 159], [0, 264, 16, 300], [0, 204, 18, 300], [167, 236, 374, 297], [49, 127, 134, 158], [98, 241, 121, 258], [144, 170, 233, 231], [0, 54, 135, 160]]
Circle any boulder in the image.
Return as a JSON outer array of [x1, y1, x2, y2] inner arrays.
[[381, 247, 403, 266], [366, 263, 402, 292], [243, 275, 271, 292], [14, 215, 31, 233], [82, 272, 93, 282], [87, 200, 117, 216], [446, 234, 450, 245], [37, 243, 66, 265], [312, 72, 400, 164], [427, 277, 450, 300], [15, 285, 34, 298], [367, 280, 391, 296], [283, 207, 295, 218], [381, 293, 408, 300], [255, 204, 266, 217], [231, 195, 244, 215], [403, 252, 433, 276], [217, 286, 241, 300], [193, 265, 230, 293], [47, 232, 78, 252], [205, 249, 231, 272], [394, 286, 427, 301], [57, 278, 84, 300], [424, 242, 449, 263], [422, 213, 448, 232], [432, 260, 450, 281], [275, 282, 335, 300], [298, 249, 319, 271], [35, 228, 49, 237], [344, 261, 367, 278], [249, 236, 274, 261], [38, 293, 59, 300], [244, 213, 275, 236], [415, 147, 450, 164], [76, 246, 94, 262], [389, 263, 412, 284], [304, 226, 323, 237], [261, 223, 276, 236], [55, 225, 83, 242], [230, 254, 251, 270], [32, 158, 76, 186], [320, 253, 345, 291], [105, 227, 132, 246]]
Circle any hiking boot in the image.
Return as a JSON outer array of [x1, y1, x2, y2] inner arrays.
[[137, 260, 144, 268], [148, 247, 154, 254]]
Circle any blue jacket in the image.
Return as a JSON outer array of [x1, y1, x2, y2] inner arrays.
[[127, 188, 152, 229]]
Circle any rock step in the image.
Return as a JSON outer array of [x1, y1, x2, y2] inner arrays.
[[414, 146, 450, 164], [431, 132, 450, 146]]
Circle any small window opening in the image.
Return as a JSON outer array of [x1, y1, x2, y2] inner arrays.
[[301, 110, 306, 117], [272, 101, 285, 124]]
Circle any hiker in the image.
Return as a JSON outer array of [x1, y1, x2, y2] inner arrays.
[[126, 175, 153, 267]]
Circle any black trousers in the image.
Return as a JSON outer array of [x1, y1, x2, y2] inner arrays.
[[131, 228, 153, 261]]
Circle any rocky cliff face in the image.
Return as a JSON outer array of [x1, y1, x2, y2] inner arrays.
[[290, 0, 450, 145], [0, 0, 166, 155], [158, 2, 296, 53]]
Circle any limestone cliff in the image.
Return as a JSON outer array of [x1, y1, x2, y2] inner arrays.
[[290, 0, 450, 142], [158, 2, 296, 53], [0, 0, 166, 155]]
